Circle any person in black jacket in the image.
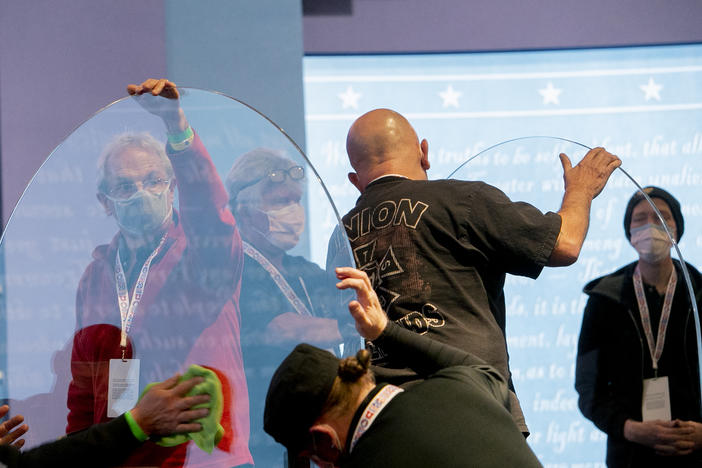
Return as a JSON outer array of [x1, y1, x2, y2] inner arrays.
[[0, 372, 209, 468], [575, 186, 702, 467], [264, 267, 543, 468]]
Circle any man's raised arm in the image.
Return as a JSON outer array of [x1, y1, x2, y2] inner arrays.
[[548, 147, 621, 266]]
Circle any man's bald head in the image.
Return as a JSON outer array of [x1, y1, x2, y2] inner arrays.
[[346, 109, 429, 192]]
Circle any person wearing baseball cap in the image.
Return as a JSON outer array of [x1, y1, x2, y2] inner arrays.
[[576, 186, 702, 467], [264, 267, 543, 468]]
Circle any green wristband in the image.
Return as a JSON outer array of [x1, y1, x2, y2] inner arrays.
[[167, 126, 194, 151], [124, 410, 149, 442]]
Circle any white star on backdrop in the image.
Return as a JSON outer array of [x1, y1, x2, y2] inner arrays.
[[438, 85, 462, 108], [538, 82, 562, 105], [639, 77, 663, 101], [338, 86, 362, 109]]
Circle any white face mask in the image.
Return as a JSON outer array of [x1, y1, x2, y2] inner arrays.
[[110, 189, 173, 236], [263, 202, 305, 251], [630, 223, 673, 264]]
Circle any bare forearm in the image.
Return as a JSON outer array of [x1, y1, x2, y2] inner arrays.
[[163, 108, 188, 134], [549, 189, 593, 266], [296, 317, 343, 345], [549, 148, 621, 266], [264, 314, 342, 346]]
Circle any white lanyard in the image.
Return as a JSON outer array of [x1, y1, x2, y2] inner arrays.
[[633, 264, 677, 373], [349, 384, 403, 453], [114, 235, 167, 351], [242, 241, 312, 316]]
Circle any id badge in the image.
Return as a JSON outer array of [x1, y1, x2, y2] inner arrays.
[[107, 358, 140, 418], [642, 376, 671, 421]]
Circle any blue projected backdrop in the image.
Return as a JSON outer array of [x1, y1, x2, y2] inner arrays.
[[303, 44, 702, 466]]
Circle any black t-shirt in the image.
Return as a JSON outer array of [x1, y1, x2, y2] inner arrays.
[[341, 176, 561, 430]]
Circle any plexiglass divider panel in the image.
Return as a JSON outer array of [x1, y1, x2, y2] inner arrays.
[[0, 89, 357, 468]]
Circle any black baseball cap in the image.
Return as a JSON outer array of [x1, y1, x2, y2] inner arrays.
[[263, 343, 340, 456]]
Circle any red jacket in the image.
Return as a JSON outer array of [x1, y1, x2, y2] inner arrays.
[[67, 133, 252, 467]]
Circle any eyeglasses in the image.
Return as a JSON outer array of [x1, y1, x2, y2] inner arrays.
[[104, 178, 171, 200], [232, 166, 305, 202], [266, 166, 304, 183]]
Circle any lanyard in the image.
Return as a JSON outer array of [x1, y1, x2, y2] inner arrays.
[[242, 241, 312, 317], [115, 235, 167, 352], [349, 384, 403, 453], [633, 264, 677, 373]]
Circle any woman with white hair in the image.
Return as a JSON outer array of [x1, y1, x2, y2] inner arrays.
[[226, 149, 348, 467]]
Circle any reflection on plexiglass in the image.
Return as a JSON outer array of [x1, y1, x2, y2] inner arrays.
[[0, 88, 356, 467]]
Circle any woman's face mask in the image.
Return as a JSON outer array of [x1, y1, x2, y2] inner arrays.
[[109, 189, 173, 236], [262, 202, 305, 251], [630, 223, 673, 264]]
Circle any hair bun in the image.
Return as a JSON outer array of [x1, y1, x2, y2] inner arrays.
[[337, 349, 371, 382]]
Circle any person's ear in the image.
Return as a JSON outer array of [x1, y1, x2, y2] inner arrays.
[[420, 138, 430, 171], [309, 424, 342, 464], [97, 192, 113, 216], [348, 172, 362, 192]]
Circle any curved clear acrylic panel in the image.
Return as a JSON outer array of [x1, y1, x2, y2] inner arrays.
[[0, 88, 358, 467], [448, 136, 702, 464]]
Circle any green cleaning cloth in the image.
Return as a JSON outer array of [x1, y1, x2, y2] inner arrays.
[[139, 364, 225, 454]]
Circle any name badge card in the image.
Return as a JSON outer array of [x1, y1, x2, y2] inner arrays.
[[642, 376, 671, 421], [107, 358, 140, 417]]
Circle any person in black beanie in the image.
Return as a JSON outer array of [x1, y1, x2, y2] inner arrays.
[[576, 186, 702, 467], [264, 267, 544, 468]]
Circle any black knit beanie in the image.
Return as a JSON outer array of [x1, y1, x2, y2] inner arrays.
[[623, 186, 684, 242]]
